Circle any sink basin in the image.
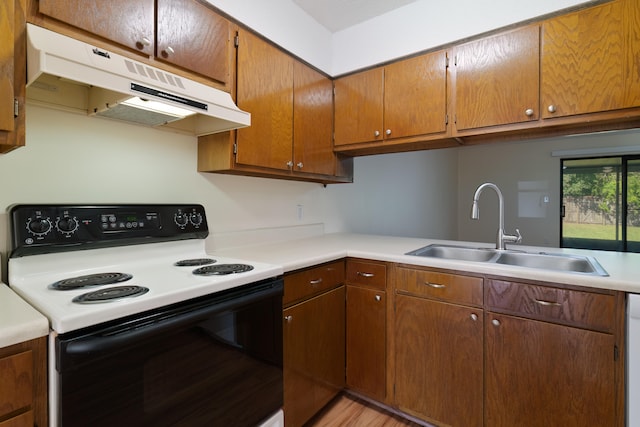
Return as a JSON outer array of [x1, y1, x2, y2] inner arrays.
[[405, 244, 609, 276], [405, 244, 499, 262], [495, 251, 609, 276]]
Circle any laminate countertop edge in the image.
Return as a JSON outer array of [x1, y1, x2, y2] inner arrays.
[[0, 283, 49, 348]]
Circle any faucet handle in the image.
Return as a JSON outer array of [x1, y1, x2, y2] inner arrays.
[[514, 228, 522, 243]]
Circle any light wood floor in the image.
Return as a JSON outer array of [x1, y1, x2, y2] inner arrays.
[[306, 394, 426, 427]]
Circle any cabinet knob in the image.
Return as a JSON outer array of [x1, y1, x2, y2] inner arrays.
[[374, 130, 380, 137], [296, 162, 304, 169], [163, 46, 175, 57], [470, 313, 478, 321], [525, 108, 534, 117], [547, 105, 557, 113], [284, 315, 292, 323], [375, 295, 382, 302], [286, 161, 294, 168], [492, 319, 500, 327], [140, 37, 151, 46], [385, 129, 391, 136]]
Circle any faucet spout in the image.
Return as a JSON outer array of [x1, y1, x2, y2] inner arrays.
[[471, 182, 522, 250]]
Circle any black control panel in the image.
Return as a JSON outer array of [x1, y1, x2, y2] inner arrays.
[[10, 204, 209, 257]]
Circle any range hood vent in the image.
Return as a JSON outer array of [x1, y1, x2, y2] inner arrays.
[[25, 24, 250, 136]]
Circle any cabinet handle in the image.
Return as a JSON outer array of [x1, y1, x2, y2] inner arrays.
[[492, 319, 500, 326], [470, 313, 478, 321], [425, 281, 446, 289], [309, 278, 323, 286], [547, 105, 557, 113], [375, 295, 382, 301], [357, 271, 375, 278], [525, 108, 534, 117], [296, 162, 304, 169], [385, 129, 392, 136], [534, 299, 561, 307], [374, 130, 380, 137], [284, 315, 292, 323]]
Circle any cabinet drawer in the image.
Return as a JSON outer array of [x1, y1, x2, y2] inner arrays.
[[284, 260, 345, 306], [346, 259, 387, 290], [486, 279, 616, 332], [396, 267, 483, 306], [0, 350, 32, 419]]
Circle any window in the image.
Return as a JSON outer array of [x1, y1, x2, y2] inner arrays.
[[561, 155, 640, 252]]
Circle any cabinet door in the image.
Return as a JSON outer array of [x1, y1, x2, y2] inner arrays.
[[293, 61, 335, 176], [0, 0, 15, 134], [283, 287, 345, 427], [236, 29, 293, 171], [541, 1, 624, 118], [384, 51, 447, 139], [334, 68, 384, 146], [625, 0, 640, 108], [346, 285, 385, 401], [395, 294, 483, 427], [157, 0, 230, 84], [485, 312, 616, 426], [454, 25, 539, 130], [38, 0, 155, 55]]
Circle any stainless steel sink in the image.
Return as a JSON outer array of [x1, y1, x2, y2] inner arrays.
[[495, 251, 609, 276], [405, 244, 609, 276], [406, 244, 499, 262]]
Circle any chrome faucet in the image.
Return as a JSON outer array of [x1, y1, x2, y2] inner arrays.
[[471, 182, 522, 250]]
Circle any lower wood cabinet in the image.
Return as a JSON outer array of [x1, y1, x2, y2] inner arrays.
[[283, 261, 345, 427], [394, 267, 483, 427], [345, 259, 388, 401], [0, 337, 47, 427], [485, 278, 624, 426]]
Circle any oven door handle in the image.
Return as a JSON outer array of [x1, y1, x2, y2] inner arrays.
[[59, 280, 282, 364]]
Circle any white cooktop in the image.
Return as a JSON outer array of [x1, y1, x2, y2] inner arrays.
[[8, 240, 282, 333]]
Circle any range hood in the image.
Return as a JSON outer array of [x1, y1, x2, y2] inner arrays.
[[25, 24, 250, 136]]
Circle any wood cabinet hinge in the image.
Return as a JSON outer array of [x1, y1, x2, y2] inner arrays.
[[234, 34, 239, 48], [445, 54, 449, 68], [445, 114, 449, 125], [233, 142, 238, 156], [614, 345, 619, 361], [14, 98, 18, 118], [454, 55, 458, 67], [454, 113, 457, 124]]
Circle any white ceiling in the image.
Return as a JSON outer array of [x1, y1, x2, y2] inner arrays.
[[293, 0, 420, 32]]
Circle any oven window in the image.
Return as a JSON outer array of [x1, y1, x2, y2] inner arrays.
[[56, 282, 283, 427]]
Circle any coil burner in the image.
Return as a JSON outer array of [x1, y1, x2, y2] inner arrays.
[[72, 285, 150, 303], [49, 273, 133, 290], [192, 264, 254, 276], [174, 258, 216, 267]]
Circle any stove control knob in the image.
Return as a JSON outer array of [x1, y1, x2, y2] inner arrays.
[[56, 217, 78, 234], [189, 212, 203, 226], [27, 218, 52, 236], [174, 213, 189, 228]]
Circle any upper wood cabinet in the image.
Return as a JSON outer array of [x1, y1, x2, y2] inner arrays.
[[235, 29, 293, 172], [453, 25, 540, 131], [334, 50, 448, 147], [0, 0, 25, 153], [36, 0, 230, 85], [201, 28, 351, 183], [38, 0, 155, 55], [541, 0, 626, 119]]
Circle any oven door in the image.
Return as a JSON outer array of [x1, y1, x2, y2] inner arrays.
[[55, 278, 283, 427]]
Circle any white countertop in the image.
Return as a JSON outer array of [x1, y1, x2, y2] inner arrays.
[[212, 232, 640, 294], [0, 283, 49, 348]]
